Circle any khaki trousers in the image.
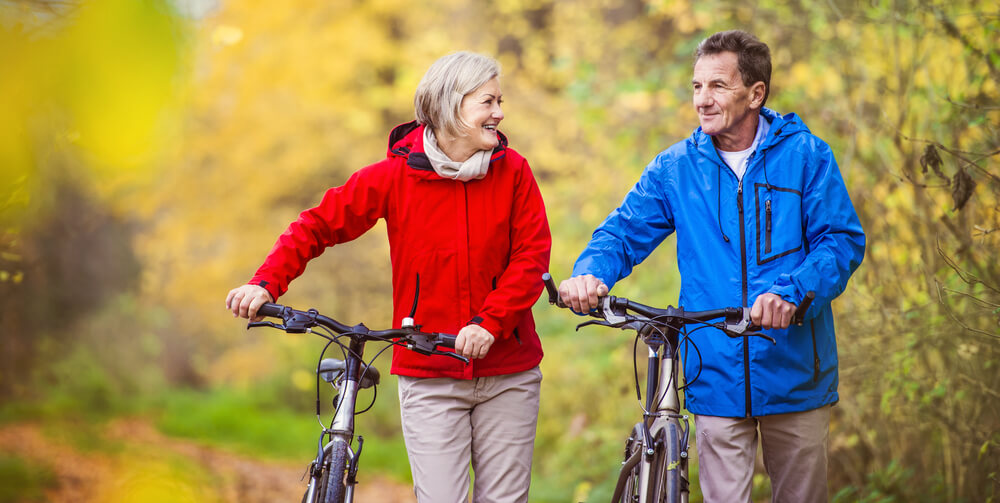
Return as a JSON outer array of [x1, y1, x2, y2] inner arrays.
[[694, 405, 832, 503], [397, 366, 542, 503]]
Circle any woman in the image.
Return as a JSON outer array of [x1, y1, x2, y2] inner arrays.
[[226, 51, 551, 503]]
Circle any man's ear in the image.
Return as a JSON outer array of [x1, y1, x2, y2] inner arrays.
[[749, 82, 766, 109]]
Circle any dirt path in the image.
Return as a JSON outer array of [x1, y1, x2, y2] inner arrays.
[[0, 419, 416, 502]]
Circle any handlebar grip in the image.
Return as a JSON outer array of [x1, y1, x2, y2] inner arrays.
[[791, 291, 815, 325], [257, 302, 284, 318], [541, 273, 566, 308], [435, 333, 457, 349]]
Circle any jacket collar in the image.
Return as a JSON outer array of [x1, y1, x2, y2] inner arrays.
[[691, 107, 809, 158], [387, 121, 509, 176]]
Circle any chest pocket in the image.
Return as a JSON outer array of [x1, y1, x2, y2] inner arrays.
[[754, 183, 803, 264]]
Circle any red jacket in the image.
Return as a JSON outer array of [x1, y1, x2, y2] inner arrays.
[[250, 121, 551, 378]]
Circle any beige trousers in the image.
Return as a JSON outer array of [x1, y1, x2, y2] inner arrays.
[[397, 366, 542, 503], [694, 405, 833, 503]]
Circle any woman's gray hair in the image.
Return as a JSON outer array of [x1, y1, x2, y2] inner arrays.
[[414, 52, 501, 138]]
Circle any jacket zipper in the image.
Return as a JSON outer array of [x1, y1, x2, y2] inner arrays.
[[737, 178, 752, 418], [462, 183, 473, 375], [765, 199, 772, 254]]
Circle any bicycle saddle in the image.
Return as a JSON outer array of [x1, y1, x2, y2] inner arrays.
[[318, 359, 381, 389]]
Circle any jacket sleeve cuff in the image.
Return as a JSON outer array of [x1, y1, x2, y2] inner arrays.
[[469, 315, 503, 340], [250, 279, 280, 303], [766, 273, 799, 304], [571, 264, 618, 292]]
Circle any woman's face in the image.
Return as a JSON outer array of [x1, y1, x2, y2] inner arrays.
[[456, 77, 504, 152]]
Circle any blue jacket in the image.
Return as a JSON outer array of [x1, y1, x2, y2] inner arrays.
[[572, 108, 865, 418]]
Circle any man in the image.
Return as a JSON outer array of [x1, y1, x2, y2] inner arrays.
[[559, 30, 865, 502]]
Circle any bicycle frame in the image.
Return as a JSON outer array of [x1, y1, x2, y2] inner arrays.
[[612, 324, 690, 503], [541, 273, 812, 503], [251, 301, 464, 503], [303, 335, 367, 503]]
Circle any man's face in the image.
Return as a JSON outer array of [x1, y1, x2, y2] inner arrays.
[[692, 51, 763, 148]]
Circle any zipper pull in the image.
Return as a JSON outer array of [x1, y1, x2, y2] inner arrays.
[[737, 179, 744, 212], [765, 199, 772, 232]]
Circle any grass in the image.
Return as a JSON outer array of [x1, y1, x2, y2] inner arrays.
[[0, 454, 56, 503], [153, 386, 414, 482]]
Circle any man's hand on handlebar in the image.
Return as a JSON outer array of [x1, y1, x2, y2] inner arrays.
[[226, 284, 274, 322], [558, 274, 609, 314], [750, 293, 795, 330], [455, 324, 495, 360]]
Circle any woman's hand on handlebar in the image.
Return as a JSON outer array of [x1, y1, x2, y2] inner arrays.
[[750, 293, 795, 329], [558, 274, 609, 314], [455, 324, 495, 360], [226, 284, 274, 321]]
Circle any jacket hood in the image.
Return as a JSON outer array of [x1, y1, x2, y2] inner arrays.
[[690, 107, 810, 156], [386, 120, 509, 176]]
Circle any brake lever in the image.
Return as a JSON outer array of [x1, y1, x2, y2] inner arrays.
[[406, 334, 470, 365], [746, 331, 776, 344], [247, 321, 285, 330], [713, 321, 775, 344], [406, 334, 440, 354], [575, 319, 618, 331], [442, 352, 471, 365], [724, 307, 753, 334]]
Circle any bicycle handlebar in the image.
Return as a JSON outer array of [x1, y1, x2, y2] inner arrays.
[[542, 273, 566, 309], [792, 290, 815, 325], [256, 302, 285, 319], [542, 273, 815, 342], [250, 302, 465, 363]]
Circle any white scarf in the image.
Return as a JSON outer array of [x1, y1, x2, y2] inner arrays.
[[423, 127, 491, 182]]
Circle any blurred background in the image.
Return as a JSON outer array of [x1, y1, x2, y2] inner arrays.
[[0, 0, 997, 501]]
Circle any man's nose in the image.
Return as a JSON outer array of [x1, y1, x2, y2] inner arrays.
[[694, 90, 713, 108]]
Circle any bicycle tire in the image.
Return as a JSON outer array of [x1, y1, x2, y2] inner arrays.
[[650, 421, 686, 503], [323, 441, 349, 503]]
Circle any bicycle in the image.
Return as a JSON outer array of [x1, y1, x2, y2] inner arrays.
[[248, 295, 468, 503], [541, 273, 813, 503]]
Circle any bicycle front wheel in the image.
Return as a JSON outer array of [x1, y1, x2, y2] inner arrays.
[[650, 421, 687, 503], [323, 440, 349, 503]]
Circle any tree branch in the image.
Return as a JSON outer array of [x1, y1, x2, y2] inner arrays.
[[899, 133, 1000, 186], [936, 240, 1000, 295], [934, 280, 1000, 339]]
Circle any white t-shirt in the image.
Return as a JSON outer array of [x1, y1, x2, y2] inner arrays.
[[718, 117, 770, 180]]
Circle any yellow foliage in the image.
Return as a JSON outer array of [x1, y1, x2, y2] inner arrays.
[[204, 342, 282, 389], [291, 369, 314, 392], [0, 0, 183, 188], [96, 461, 213, 503], [5, 0, 998, 498]]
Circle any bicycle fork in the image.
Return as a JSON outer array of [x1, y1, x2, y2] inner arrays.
[[305, 342, 366, 503]]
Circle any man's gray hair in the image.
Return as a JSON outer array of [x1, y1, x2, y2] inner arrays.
[[414, 52, 501, 138]]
